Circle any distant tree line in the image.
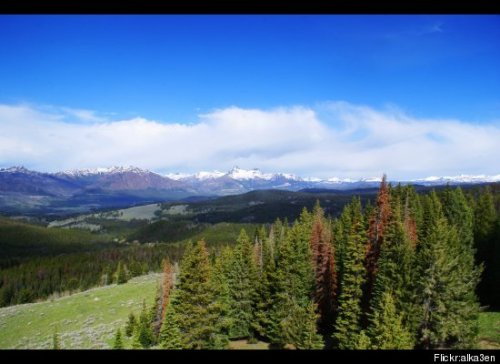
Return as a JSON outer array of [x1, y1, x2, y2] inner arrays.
[[0, 244, 185, 307]]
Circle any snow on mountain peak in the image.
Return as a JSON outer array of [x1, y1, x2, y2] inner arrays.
[[195, 170, 226, 180], [227, 167, 273, 180], [0, 166, 31, 173], [326, 177, 357, 183], [164, 172, 192, 180], [60, 165, 150, 177], [412, 174, 500, 184]]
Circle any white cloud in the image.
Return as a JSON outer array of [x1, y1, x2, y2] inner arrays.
[[0, 102, 499, 180]]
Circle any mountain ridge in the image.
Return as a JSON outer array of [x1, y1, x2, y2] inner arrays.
[[2, 165, 500, 189], [0, 165, 499, 215]]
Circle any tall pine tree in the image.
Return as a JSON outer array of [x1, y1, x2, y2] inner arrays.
[[225, 229, 258, 339], [415, 195, 481, 349], [366, 200, 417, 347], [363, 175, 392, 321], [333, 198, 368, 349], [310, 206, 337, 334], [171, 240, 229, 349], [159, 292, 183, 349]]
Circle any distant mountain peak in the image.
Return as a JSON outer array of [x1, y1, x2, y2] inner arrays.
[[0, 166, 31, 173], [59, 165, 151, 177], [227, 166, 273, 180]]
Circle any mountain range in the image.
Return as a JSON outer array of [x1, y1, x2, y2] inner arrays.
[[1, 165, 499, 215]]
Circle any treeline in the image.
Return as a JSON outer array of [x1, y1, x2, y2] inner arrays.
[[0, 217, 114, 269], [0, 243, 185, 307], [134, 178, 498, 349]]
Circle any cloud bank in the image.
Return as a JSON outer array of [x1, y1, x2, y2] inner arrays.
[[0, 102, 499, 180]]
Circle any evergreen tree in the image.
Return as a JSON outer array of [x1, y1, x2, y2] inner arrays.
[[333, 198, 368, 349], [474, 187, 497, 244], [309, 207, 337, 334], [402, 186, 420, 248], [367, 200, 417, 344], [419, 191, 443, 241], [116, 261, 128, 284], [473, 187, 498, 308], [149, 284, 162, 342], [225, 229, 258, 339], [253, 228, 277, 339], [334, 201, 353, 295], [135, 299, 154, 348], [367, 291, 413, 349], [160, 258, 174, 321], [113, 328, 124, 349], [131, 333, 143, 349], [415, 213, 481, 349], [159, 294, 183, 349], [281, 299, 324, 349], [173, 240, 228, 349], [209, 247, 232, 347], [356, 331, 371, 349], [441, 186, 474, 245], [266, 221, 315, 347], [364, 175, 392, 319], [125, 312, 137, 337]]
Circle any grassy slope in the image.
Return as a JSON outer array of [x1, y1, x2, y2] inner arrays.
[[478, 311, 500, 349], [0, 272, 497, 349], [0, 274, 160, 349]]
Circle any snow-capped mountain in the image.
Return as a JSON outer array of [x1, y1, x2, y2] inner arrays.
[[164, 167, 309, 195], [170, 166, 303, 183], [227, 167, 273, 181], [58, 166, 150, 177], [55, 165, 187, 192], [1, 166, 499, 210], [159, 167, 500, 194], [412, 174, 500, 185]]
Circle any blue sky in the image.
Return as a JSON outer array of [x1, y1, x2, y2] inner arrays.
[[0, 15, 499, 179]]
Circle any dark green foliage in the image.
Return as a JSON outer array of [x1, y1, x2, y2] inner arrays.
[[253, 228, 277, 339], [265, 219, 316, 346], [0, 216, 114, 269], [0, 243, 185, 307], [171, 240, 229, 349], [309, 206, 337, 334], [129, 219, 206, 244], [125, 312, 137, 337], [159, 294, 183, 349], [225, 230, 258, 339], [149, 283, 163, 340], [473, 187, 499, 308], [367, 291, 413, 349], [115, 261, 129, 284], [280, 300, 324, 349], [113, 328, 124, 349], [134, 300, 154, 348], [367, 201, 417, 344], [333, 198, 367, 349], [474, 187, 497, 245], [415, 213, 481, 349]]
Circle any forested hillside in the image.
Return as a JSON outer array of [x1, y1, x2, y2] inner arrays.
[[119, 178, 499, 349]]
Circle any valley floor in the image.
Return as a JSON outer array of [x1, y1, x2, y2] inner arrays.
[[0, 273, 498, 350]]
